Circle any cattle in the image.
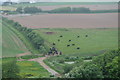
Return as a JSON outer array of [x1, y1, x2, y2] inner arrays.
[[48, 51, 52, 55], [85, 35, 88, 37], [60, 35, 63, 37], [77, 47, 80, 49], [67, 45, 70, 47], [58, 39, 60, 42], [69, 40, 72, 42], [77, 36, 80, 38], [53, 43, 55, 45], [59, 51, 62, 55]]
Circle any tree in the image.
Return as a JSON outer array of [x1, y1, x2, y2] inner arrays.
[[67, 64, 103, 78], [105, 57, 119, 78], [24, 7, 42, 13], [50, 7, 71, 13], [16, 7, 23, 13], [72, 7, 90, 13]]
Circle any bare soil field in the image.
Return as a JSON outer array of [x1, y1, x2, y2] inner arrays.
[[8, 13, 118, 28], [38, 4, 117, 10]]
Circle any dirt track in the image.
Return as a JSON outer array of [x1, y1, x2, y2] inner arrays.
[[17, 54, 61, 77], [28, 57, 61, 77], [8, 13, 118, 28]]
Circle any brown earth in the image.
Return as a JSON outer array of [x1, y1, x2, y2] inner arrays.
[[8, 13, 118, 28]]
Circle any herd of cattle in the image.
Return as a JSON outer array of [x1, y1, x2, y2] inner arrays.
[[47, 34, 88, 56]]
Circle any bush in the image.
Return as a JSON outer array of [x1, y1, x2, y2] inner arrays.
[[68, 64, 103, 78], [63, 64, 74, 74], [58, 59, 64, 63], [50, 7, 71, 13], [2, 57, 20, 78], [24, 7, 42, 13]]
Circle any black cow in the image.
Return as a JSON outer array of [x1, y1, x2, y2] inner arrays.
[[69, 40, 72, 42], [85, 35, 88, 37], [60, 35, 63, 37], [77, 36, 80, 38], [67, 45, 70, 47], [53, 43, 56, 45], [77, 47, 80, 49], [59, 51, 62, 55]]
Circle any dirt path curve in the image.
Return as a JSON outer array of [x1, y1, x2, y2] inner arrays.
[[16, 52, 31, 57], [28, 57, 61, 77]]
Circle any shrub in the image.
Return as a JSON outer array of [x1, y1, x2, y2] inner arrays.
[[24, 7, 42, 13]]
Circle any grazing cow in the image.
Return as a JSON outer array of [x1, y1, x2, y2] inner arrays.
[[69, 40, 71, 42], [59, 51, 62, 55], [77, 36, 80, 38], [48, 51, 52, 55], [60, 35, 63, 37], [85, 35, 88, 37], [77, 47, 80, 49], [72, 44, 75, 46], [53, 43, 55, 45], [67, 45, 70, 47]]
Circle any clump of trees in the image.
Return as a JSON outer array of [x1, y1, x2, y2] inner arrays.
[[50, 7, 71, 13], [66, 49, 120, 79], [16, 7, 42, 14], [72, 7, 90, 13], [49, 7, 91, 13], [24, 7, 42, 13]]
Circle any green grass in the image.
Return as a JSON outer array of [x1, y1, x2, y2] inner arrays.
[[34, 28, 118, 56], [37, 28, 118, 74], [17, 61, 50, 78], [20, 55, 43, 60], [2, 19, 28, 57]]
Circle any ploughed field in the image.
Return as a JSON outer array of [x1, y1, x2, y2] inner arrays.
[[34, 28, 118, 56], [8, 13, 118, 28]]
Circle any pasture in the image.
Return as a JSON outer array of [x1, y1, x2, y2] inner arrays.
[[2, 19, 28, 57], [34, 28, 118, 56]]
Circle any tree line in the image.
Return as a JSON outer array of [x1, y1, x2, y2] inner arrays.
[[3, 17, 48, 54], [15, 6, 118, 14]]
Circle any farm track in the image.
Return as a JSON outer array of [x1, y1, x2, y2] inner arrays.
[[17, 54, 61, 77]]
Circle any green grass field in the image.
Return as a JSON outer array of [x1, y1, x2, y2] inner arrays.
[[2, 19, 28, 57], [17, 61, 50, 78], [34, 28, 118, 56], [38, 28, 118, 74]]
